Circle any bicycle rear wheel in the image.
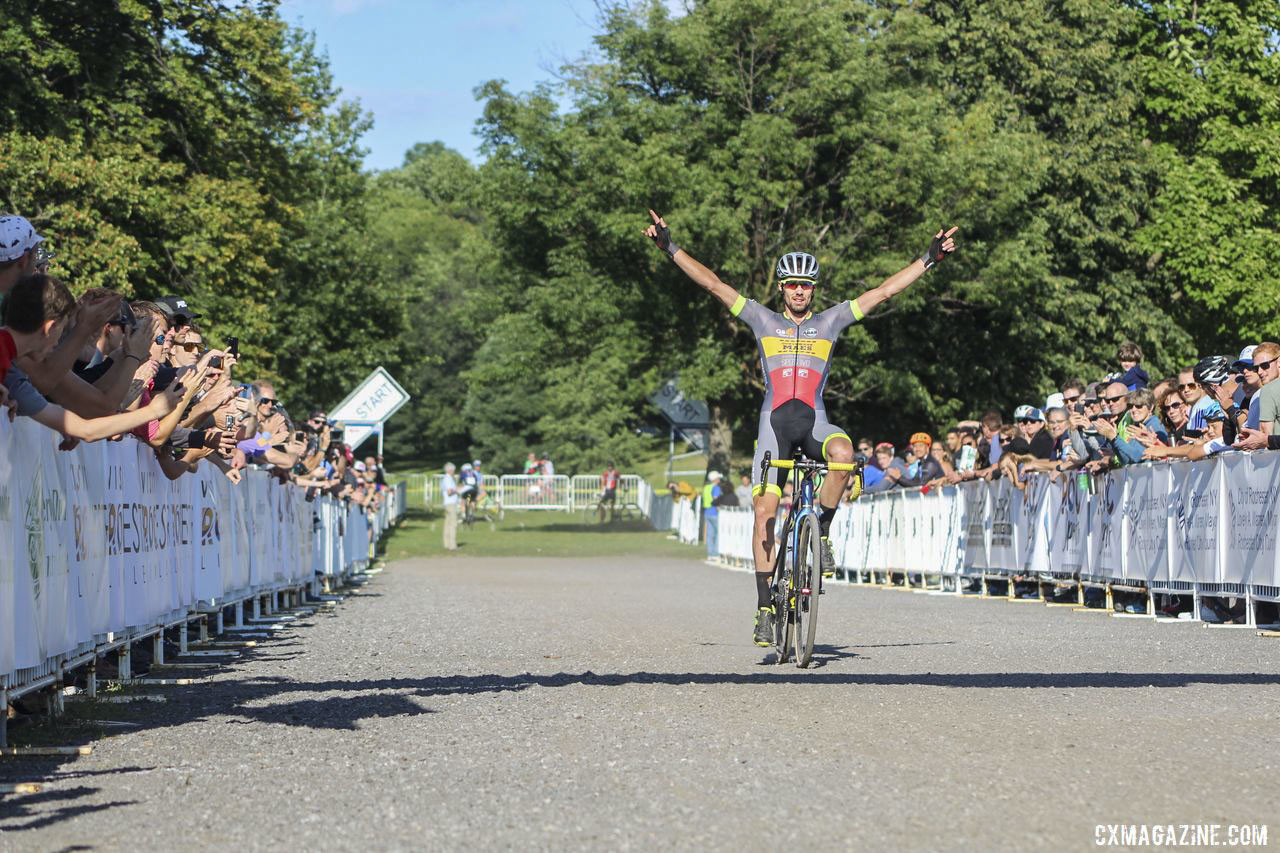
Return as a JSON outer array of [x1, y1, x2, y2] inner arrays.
[[795, 512, 822, 668]]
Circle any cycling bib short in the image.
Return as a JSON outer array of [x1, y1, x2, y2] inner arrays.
[[730, 294, 863, 497]]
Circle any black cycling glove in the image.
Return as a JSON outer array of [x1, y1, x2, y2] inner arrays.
[[919, 228, 951, 270], [653, 221, 681, 259]]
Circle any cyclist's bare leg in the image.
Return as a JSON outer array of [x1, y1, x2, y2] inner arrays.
[[752, 490, 780, 575], [818, 437, 854, 509]]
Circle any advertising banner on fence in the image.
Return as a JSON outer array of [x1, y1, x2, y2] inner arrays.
[[0, 416, 370, 688]]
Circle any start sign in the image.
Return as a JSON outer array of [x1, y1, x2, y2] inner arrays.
[[330, 367, 410, 427]]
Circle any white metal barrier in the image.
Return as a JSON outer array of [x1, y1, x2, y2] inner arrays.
[[712, 453, 1280, 622], [500, 474, 571, 510], [567, 474, 644, 511], [676, 497, 701, 544], [0, 416, 388, 727], [422, 473, 499, 508]]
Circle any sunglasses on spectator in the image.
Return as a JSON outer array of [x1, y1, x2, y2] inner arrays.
[[1047, 418, 1068, 425], [1063, 395, 1080, 403], [1250, 358, 1276, 373], [259, 397, 276, 406], [153, 334, 168, 345], [1164, 401, 1185, 410], [1101, 394, 1127, 404], [1015, 417, 1038, 424], [1179, 382, 1198, 390], [177, 341, 201, 352], [780, 279, 815, 291]]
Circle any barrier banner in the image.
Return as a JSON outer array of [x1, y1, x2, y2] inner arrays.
[[2, 415, 382, 690], [1220, 452, 1280, 586], [1168, 460, 1220, 584], [901, 491, 923, 573], [961, 482, 991, 571], [65, 440, 109, 642], [0, 425, 16, 675], [1018, 474, 1052, 574], [988, 477, 1018, 570], [1048, 477, 1089, 575], [195, 470, 224, 604], [1088, 473, 1126, 579], [937, 486, 965, 575], [11, 423, 52, 668], [1123, 463, 1170, 582]]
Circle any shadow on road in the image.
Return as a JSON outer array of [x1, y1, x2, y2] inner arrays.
[[236, 669, 1280, 698]]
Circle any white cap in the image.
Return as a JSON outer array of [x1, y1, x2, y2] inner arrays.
[[461, 462, 472, 471], [353, 461, 366, 472], [1013, 404, 1045, 422], [0, 215, 43, 262], [1045, 392, 1065, 410], [1239, 345, 1257, 361], [707, 470, 722, 482]]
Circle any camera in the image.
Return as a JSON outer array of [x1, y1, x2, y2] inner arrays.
[[117, 299, 138, 332], [329, 427, 344, 444], [1073, 402, 1087, 415]]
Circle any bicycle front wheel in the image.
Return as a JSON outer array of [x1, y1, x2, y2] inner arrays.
[[795, 512, 823, 668]]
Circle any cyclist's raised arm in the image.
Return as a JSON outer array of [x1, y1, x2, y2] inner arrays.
[[643, 209, 741, 312], [854, 226, 958, 318]]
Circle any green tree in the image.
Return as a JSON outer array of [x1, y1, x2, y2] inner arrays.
[[1130, 0, 1280, 348], [470, 0, 1196, 469]]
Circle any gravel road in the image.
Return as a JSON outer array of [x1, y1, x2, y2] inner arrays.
[[2, 554, 1278, 851]]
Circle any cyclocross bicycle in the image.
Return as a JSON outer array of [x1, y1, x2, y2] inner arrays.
[[760, 452, 861, 667]]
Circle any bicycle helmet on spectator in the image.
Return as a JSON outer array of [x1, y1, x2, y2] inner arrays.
[[1193, 355, 1232, 386], [775, 251, 819, 282], [461, 462, 472, 471]]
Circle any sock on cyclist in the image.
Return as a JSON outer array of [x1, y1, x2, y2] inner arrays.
[[755, 573, 772, 609], [818, 503, 837, 539]]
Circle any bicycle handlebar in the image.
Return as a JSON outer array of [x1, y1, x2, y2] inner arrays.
[[766, 458, 860, 472]]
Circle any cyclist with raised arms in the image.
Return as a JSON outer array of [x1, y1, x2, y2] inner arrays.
[[643, 210, 957, 646]]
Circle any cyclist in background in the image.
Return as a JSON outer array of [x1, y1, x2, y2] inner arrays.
[[601, 461, 620, 520], [458, 461, 480, 518], [644, 209, 956, 646]]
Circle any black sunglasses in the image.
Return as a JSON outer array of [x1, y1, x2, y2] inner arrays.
[[1101, 394, 1127, 404], [1179, 382, 1198, 390], [153, 334, 167, 345], [1250, 358, 1276, 373], [259, 397, 276, 406]]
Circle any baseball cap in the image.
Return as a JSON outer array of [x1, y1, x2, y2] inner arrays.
[[1045, 392, 1065, 410], [154, 295, 202, 324], [1013, 405, 1045, 422], [707, 470, 722, 482], [909, 432, 932, 448], [1232, 345, 1257, 371], [353, 461, 366, 472], [0, 215, 44, 263]]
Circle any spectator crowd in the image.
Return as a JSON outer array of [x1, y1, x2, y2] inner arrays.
[[839, 341, 1277, 498], [0, 214, 390, 518]]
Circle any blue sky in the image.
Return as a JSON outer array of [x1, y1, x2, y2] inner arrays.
[[278, 0, 611, 170]]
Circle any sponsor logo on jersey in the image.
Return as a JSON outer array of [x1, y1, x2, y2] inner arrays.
[[760, 337, 833, 359], [802, 327, 818, 337]]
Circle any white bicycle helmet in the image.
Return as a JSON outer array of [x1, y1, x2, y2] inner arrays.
[[1193, 355, 1231, 386], [461, 462, 473, 471], [775, 251, 819, 282]]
